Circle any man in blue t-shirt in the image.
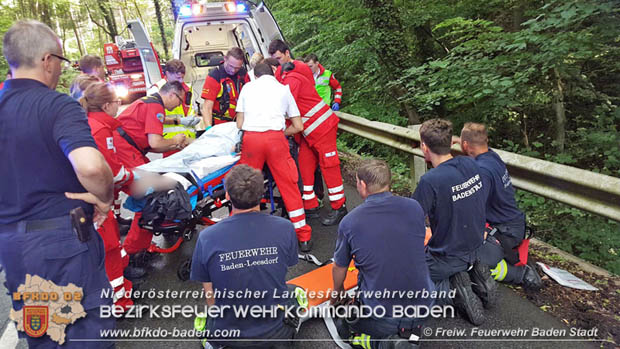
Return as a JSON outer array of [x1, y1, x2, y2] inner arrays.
[[332, 159, 434, 348], [460, 123, 542, 289], [0, 20, 115, 346], [191, 165, 300, 347], [412, 119, 496, 326]]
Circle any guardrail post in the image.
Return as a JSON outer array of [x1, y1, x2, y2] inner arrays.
[[411, 155, 427, 192]]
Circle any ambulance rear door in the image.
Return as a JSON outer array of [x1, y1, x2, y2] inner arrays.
[[127, 19, 164, 89], [250, 1, 285, 52]]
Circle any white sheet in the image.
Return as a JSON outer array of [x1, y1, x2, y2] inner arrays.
[[138, 122, 241, 178]]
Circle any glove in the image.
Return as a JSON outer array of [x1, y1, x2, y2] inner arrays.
[[180, 116, 201, 127], [331, 103, 340, 111]]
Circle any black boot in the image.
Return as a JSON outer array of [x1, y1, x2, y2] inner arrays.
[[521, 263, 543, 290], [124, 265, 147, 281], [305, 207, 321, 219], [321, 205, 348, 226], [450, 271, 486, 325], [119, 223, 131, 237], [468, 261, 498, 309], [298, 240, 313, 253], [116, 216, 133, 226]]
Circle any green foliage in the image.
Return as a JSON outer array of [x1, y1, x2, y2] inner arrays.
[[0, 0, 616, 271], [517, 190, 620, 274], [270, 0, 619, 272]]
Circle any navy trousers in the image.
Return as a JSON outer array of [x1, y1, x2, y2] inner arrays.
[[0, 215, 115, 348]]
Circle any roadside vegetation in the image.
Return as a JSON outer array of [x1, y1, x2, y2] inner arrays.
[[268, 0, 620, 274], [0, 0, 617, 273]]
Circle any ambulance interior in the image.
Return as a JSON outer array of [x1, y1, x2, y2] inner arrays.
[[179, 21, 260, 113]]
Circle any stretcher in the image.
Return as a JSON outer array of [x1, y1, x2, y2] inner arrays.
[[134, 123, 286, 279]]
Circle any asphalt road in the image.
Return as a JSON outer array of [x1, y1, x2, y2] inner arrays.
[[0, 183, 603, 348]]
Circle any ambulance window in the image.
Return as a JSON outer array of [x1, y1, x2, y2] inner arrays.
[[195, 52, 225, 67]]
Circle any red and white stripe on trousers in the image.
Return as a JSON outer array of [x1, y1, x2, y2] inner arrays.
[[288, 208, 307, 230], [111, 246, 130, 305], [327, 184, 345, 203], [302, 185, 316, 202]]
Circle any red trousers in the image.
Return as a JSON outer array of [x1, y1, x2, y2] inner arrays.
[[97, 211, 134, 311], [240, 130, 312, 242], [298, 126, 346, 210], [116, 147, 155, 255]]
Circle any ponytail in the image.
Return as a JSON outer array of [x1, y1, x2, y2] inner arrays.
[[81, 82, 116, 113]]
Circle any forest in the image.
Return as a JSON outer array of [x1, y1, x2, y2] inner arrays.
[[0, 0, 618, 273]]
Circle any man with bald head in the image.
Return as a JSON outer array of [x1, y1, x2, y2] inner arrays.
[[460, 122, 542, 290], [0, 20, 115, 347]]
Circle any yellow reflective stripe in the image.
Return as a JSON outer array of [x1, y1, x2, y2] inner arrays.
[[163, 128, 196, 139], [491, 259, 508, 281], [163, 125, 194, 133]]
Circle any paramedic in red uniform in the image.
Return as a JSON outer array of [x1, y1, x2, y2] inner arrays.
[[269, 40, 348, 226], [80, 82, 139, 310], [235, 62, 313, 252], [114, 81, 187, 259], [200, 47, 250, 129]]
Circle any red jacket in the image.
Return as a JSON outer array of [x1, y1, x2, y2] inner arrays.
[[276, 60, 339, 146], [200, 64, 249, 123], [316, 63, 342, 104], [88, 111, 135, 192], [114, 94, 166, 167]]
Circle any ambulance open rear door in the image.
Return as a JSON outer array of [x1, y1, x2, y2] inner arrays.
[[127, 19, 164, 89]]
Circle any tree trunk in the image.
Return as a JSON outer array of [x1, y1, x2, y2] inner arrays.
[[521, 112, 529, 149], [511, 0, 526, 32], [552, 68, 566, 152], [97, 0, 119, 41], [153, 0, 169, 60], [132, 0, 145, 23], [69, 10, 84, 56], [362, 0, 421, 125]]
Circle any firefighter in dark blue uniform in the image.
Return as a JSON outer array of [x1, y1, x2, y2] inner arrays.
[[460, 123, 542, 289], [0, 20, 115, 347]]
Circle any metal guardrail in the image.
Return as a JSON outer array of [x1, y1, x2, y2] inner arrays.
[[336, 111, 620, 222]]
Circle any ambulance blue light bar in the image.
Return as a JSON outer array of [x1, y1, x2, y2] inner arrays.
[[224, 2, 248, 13], [179, 2, 205, 17], [179, 5, 192, 17]]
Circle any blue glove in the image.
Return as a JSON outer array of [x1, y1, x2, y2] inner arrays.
[[331, 102, 340, 111]]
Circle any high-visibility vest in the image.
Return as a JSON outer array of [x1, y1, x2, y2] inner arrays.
[[315, 69, 333, 104], [148, 79, 196, 139]]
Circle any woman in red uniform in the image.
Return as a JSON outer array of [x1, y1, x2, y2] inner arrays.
[[80, 82, 137, 312]]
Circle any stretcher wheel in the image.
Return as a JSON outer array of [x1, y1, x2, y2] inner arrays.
[[178, 259, 192, 281]]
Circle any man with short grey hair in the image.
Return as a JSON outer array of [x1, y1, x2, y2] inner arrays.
[[0, 20, 115, 347]]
